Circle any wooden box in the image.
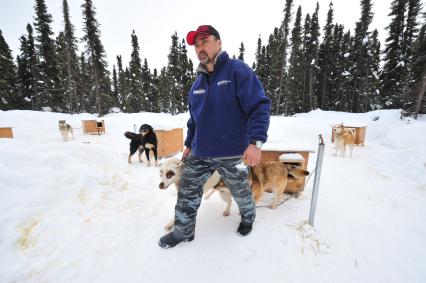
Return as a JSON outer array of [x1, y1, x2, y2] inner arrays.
[[331, 125, 366, 145], [155, 128, 183, 158], [0, 127, 14, 138], [82, 120, 105, 135], [261, 150, 312, 193]]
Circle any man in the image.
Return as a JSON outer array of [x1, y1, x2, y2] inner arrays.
[[159, 25, 271, 248]]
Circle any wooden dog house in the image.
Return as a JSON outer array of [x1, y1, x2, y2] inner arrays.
[[261, 149, 313, 192], [0, 127, 14, 138], [155, 128, 183, 158], [82, 120, 105, 135], [331, 125, 366, 145]]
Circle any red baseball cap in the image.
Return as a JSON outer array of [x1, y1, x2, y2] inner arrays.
[[186, 25, 221, 46]]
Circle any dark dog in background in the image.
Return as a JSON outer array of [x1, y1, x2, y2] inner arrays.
[[124, 124, 158, 166]]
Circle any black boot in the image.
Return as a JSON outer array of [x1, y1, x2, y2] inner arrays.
[[158, 231, 194, 249], [237, 222, 253, 236]]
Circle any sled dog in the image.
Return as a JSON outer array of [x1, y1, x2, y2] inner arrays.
[[58, 120, 74, 141], [249, 161, 309, 209], [158, 157, 232, 230], [333, 123, 356, 157]]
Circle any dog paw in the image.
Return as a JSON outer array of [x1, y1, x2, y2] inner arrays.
[[269, 203, 277, 209], [164, 224, 174, 231], [223, 211, 230, 217]]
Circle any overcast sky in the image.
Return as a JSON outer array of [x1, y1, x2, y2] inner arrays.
[[1, 0, 401, 71]]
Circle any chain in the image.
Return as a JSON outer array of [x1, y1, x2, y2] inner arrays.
[[255, 194, 298, 208]]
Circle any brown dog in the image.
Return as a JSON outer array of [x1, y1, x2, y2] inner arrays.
[[333, 123, 356, 157], [249, 161, 309, 209]]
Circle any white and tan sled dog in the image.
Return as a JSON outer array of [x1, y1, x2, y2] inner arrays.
[[158, 157, 232, 230], [333, 123, 356, 157], [58, 120, 74, 141]]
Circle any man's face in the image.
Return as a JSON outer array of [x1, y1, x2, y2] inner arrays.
[[194, 35, 221, 65]]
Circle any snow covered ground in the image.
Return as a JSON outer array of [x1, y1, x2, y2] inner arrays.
[[0, 109, 425, 283]]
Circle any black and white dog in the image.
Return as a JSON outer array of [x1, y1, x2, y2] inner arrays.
[[124, 124, 158, 166]]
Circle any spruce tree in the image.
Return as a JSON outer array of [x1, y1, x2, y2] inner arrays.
[[166, 32, 180, 114], [254, 36, 265, 82], [55, 32, 69, 110], [158, 67, 170, 112], [380, 0, 408, 109], [267, 28, 283, 114], [112, 65, 119, 108], [329, 24, 346, 110], [16, 24, 37, 110], [116, 55, 128, 111], [141, 58, 152, 111], [402, 0, 423, 110], [81, 0, 112, 115], [150, 68, 160, 113], [238, 42, 245, 61], [276, 0, 293, 115], [0, 30, 18, 110], [410, 12, 426, 117], [339, 30, 355, 111], [165, 33, 193, 114], [178, 39, 194, 113], [128, 30, 144, 113], [301, 3, 320, 111], [301, 13, 312, 112], [33, 0, 64, 111], [317, 2, 335, 110], [366, 29, 382, 110], [78, 52, 93, 112], [61, 0, 80, 113], [286, 5, 304, 114]]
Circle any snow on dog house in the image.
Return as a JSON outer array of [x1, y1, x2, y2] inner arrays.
[[82, 120, 105, 135], [155, 128, 183, 158], [261, 149, 314, 192], [0, 127, 14, 138]]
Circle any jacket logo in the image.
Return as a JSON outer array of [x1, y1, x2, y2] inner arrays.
[[217, 80, 231, 86], [193, 89, 206, 95]]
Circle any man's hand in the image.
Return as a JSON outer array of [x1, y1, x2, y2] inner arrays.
[[242, 144, 261, 167], [182, 147, 191, 161]]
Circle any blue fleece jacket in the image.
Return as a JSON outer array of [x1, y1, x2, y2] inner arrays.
[[185, 51, 271, 158]]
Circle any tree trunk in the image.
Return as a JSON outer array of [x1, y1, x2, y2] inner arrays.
[[414, 72, 426, 119]]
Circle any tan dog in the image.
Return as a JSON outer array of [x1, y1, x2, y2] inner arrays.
[[58, 120, 74, 141], [204, 179, 232, 216], [249, 161, 309, 209], [158, 157, 233, 230], [333, 123, 356, 157]]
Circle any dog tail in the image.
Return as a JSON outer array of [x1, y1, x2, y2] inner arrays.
[[124, 131, 138, 140], [287, 165, 309, 179]]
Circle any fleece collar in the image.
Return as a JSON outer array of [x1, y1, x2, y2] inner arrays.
[[196, 50, 227, 76]]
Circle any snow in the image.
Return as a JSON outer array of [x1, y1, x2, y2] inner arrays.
[[396, 61, 405, 67], [342, 71, 351, 76], [344, 52, 350, 58], [279, 153, 305, 162], [1, 109, 426, 283]]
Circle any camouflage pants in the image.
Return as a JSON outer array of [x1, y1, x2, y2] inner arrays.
[[174, 155, 256, 238]]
